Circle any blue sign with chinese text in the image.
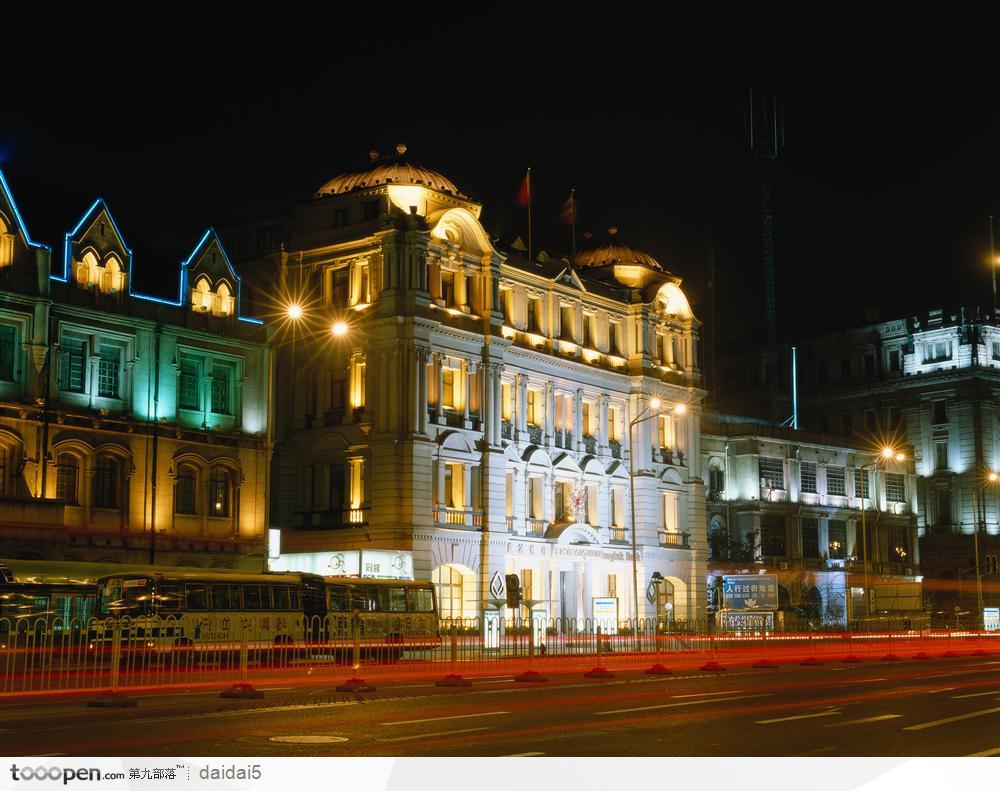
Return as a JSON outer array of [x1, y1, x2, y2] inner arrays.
[[722, 574, 778, 611]]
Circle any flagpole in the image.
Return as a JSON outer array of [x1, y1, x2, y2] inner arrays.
[[570, 189, 576, 266], [527, 167, 533, 264]]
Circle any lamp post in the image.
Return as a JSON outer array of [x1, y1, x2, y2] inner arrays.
[[858, 446, 906, 619], [628, 397, 686, 642], [971, 471, 998, 625]]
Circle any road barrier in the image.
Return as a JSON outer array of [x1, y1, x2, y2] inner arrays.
[[1, 614, 997, 696]]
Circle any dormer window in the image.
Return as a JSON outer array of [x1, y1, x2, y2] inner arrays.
[[75, 250, 125, 294], [190, 277, 235, 317], [214, 282, 234, 317]]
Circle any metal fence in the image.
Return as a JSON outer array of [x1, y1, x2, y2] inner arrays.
[[1, 614, 997, 696]]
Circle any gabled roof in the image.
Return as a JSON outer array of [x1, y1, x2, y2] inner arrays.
[[55, 198, 133, 283], [0, 168, 50, 251]]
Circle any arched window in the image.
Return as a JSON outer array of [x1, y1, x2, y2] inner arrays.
[[102, 255, 124, 293], [192, 278, 212, 313], [77, 250, 100, 288], [92, 455, 119, 509], [214, 282, 233, 317], [56, 454, 79, 504], [0, 215, 14, 268], [175, 464, 197, 515], [209, 467, 231, 517]]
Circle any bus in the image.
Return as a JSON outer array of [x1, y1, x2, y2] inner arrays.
[[0, 561, 99, 646], [91, 569, 439, 660]]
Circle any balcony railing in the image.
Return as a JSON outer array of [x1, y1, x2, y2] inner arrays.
[[505, 515, 517, 532], [501, 419, 513, 439], [433, 506, 484, 530], [445, 411, 464, 428], [608, 438, 622, 459], [295, 506, 370, 530], [526, 518, 548, 537], [553, 429, 565, 448], [658, 530, 691, 549], [583, 435, 597, 454], [527, 425, 543, 444], [609, 526, 628, 545]]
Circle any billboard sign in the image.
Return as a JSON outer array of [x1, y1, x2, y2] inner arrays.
[[985, 607, 1000, 632], [593, 597, 619, 635], [722, 574, 779, 611], [269, 550, 413, 580], [720, 611, 774, 632]]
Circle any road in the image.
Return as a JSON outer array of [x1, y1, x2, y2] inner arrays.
[[2, 654, 999, 757]]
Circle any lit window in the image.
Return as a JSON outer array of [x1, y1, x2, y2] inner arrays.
[[97, 344, 120, 399], [210, 467, 231, 517], [175, 465, 197, 514], [826, 466, 846, 496], [92, 456, 119, 509], [886, 473, 905, 503], [759, 457, 784, 490], [56, 454, 79, 504], [60, 336, 86, 393], [0, 325, 16, 381], [210, 365, 231, 414], [800, 461, 817, 493], [179, 357, 201, 411]]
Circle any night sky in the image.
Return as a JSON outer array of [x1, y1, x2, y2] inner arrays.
[[4, 29, 998, 347]]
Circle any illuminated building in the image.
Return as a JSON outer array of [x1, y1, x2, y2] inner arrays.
[[796, 307, 1000, 613], [701, 416, 920, 626], [0, 170, 270, 568], [222, 145, 707, 624]]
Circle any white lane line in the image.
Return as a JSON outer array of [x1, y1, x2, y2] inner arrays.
[[385, 684, 436, 689], [952, 689, 1000, 699], [380, 726, 490, 743], [967, 747, 1000, 757], [257, 687, 295, 691], [756, 710, 842, 725], [503, 752, 546, 757], [825, 714, 903, 727], [25, 753, 67, 757], [597, 693, 770, 716], [916, 668, 1000, 680], [903, 706, 1000, 731], [382, 711, 509, 726], [671, 690, 744, 698]]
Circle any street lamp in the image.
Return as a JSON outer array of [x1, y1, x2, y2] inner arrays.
[[331, 320, 349, 337], [971, 470, 998, 625], [858, 445, 905, 619], [628, 396, 687, 643]]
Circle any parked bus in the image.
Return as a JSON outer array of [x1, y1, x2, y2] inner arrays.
[[91, 569, 439, 659]]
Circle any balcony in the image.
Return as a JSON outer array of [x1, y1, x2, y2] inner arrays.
[[505, 515, 517, 532], [526, 518, 548, 537], [608, 438, 622, 459], [295, 506, 370, 530], [445, 411, 464, 428], [553, 429, 565, 449], [433, 506, 483, 530], [583, 435, 597, 454], [658, 530, 691, 549], [500, 419, 513, 439], [609, 526, 628, 545], [658, 447, 685, 466], [527, 425, 543, 445]]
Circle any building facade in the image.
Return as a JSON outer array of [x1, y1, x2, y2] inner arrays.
[[0, 170, 270, 568], [222, 146, 708, 625], [702, 416, 920, 627], [796, 307, 1000, 613]]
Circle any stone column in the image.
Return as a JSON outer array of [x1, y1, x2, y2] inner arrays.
[[574, 388, 583, 451], [515, 373, 527, 438], [435, 353, 444, 424], [544, 381, 554, 445], [599, 394, 609, 454], [492, 364, 503, 446], [463, 360, 472, 427]]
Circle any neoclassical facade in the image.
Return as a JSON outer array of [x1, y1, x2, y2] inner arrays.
[[0, 169, 270, 568], [222, 146, 707, 624]]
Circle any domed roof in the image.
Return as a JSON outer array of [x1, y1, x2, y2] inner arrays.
[[574, 227, 663, 271], [316, 144, 466, 198]]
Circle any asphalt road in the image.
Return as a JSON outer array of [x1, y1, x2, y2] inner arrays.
[[2, 655, 999, 757]]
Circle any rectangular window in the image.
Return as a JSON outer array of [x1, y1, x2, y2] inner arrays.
[[885, 473, 905, 503], [583, 314, 596, 348], [211, 584, 242, 610], [759, 457, 784, 490], [560, 304, 575, 341], [521, 568, 533, 601], [889, 524, 909, 561], [210, 365, 231, 414], [441, 271, 455, 306], [934, 440, 948, 470], [709, 467, 725, 498], [330, 268, 349, 308], [932, 399, 947, 425], [242, 584, 267, 610], [888, 349, 901, 372], [527, 297, 542, 334], [760, 515, 786, 557], [179, 357, 200, 410], [608, 406, 621, 441], [800, 461, 817, 493], [828, 520, 847, 558], [61, 336, 86, 393], [97, 345, 120, 398], [827, 466, 846, 496], [926, 340, 951, 362], [993, 341, 1000, 361], [0, 325, 15, 381], [802, 517, 819, 558], [442, 368, 456, 409], [362, 199, 380, 221], [184, 584, 208, 610], [608, 321, 622, 356], [854, 468, 871, 500], [527, 389, 542, 427]]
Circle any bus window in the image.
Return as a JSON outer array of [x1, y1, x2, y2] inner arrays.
[[185, 584, 208, 610], [407, 588, 435, 613], [327, 585, 350, 612], [243, 584, 266, 610], [288, 587, 300, 610], [211, 584, 241, 610], [271, 585, 291, 610], [375, 588, 407, 612], [100, 578, 153, 617], [156, 585, 181, 613]]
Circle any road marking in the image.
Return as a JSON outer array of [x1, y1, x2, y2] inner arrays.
[[797, 746, 838, 755], [916, 668, 1000, 680], [836, 678, 887, 686], [671, 690, 744, 698], [903, 706, 1000, 731], [25, 753, 67, 757], [270, 735, 349, 744], [597, 693, 770, 716], [258, 687, 295, 691], [380, 726, 490, 743], [952, 690, 1000, 699], [503, 752, 546, 757], [756, 710, 842, 725], [967, 747, 1000, 757], [825, 714, 902, 726], [382, 711, 509, 726]]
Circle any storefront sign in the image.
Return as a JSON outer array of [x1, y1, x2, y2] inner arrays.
[[720, 611, 774, 632], [593, 597, 619, 635], [985, 607, 1000, 632], [722, 574, 778, 611], [269, 550, 413, 580]]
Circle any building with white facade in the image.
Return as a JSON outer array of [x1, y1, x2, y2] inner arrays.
[[702, 415, 920, 627], [221, 146, 707, 626], [0, 169, 271, 568]]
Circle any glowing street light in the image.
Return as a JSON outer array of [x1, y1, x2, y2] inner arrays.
[[331, 320, 349, 337], [858, 445, 905, 619], [286, 303, 304, 321], [972, 470, 999, 625]]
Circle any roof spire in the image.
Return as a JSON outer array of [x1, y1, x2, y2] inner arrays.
[[395, 143, 407, 156], [368, 149, 380, 163]]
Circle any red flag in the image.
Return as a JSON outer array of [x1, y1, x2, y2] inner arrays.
[[516, 169, 531, 207]]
